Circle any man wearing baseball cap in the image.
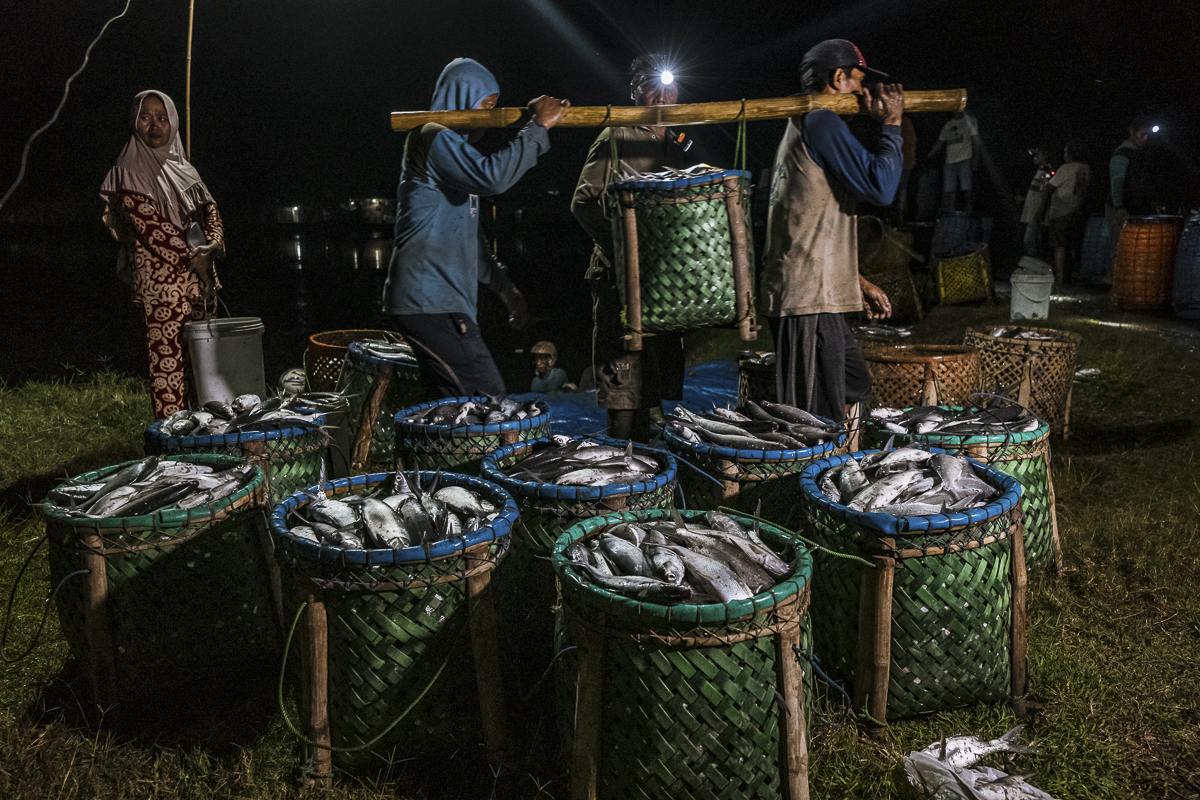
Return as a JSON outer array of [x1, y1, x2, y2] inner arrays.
[[760, 39, 903, 431]]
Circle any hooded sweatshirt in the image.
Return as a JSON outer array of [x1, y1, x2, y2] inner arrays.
[[383, 58, 550, 318]]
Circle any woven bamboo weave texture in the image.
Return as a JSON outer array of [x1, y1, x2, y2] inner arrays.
[[869, 267, 924, 324], [305, 329, 394, 393], [935, 245, 993, 305], [338, 358, 421, 471], [963, 326, 1081, 437], [737, 357, 776, 407], [1112, 215, 1183, 311], [863, 345, 982, 411], [858, 216, 917, 276]]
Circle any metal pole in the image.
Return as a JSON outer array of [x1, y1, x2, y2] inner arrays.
[[186, 0, 195, 158]]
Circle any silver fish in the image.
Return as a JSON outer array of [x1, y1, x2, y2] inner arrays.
[[361, 497, 410, 549], [433, 486, 496, 517], [917, 726, 1035, 770]]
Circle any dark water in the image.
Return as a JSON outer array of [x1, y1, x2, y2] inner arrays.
[[0, 203, 597, 393]]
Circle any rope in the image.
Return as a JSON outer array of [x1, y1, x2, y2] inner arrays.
[[1, 534, 90, 663], [793, 645, 852, 708], [518, 645, 578, 702], [276, 600, 453, 752], [715, 506, 876, 569], [398, 332, 465, 397]]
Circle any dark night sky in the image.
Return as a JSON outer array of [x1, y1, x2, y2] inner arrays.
[[3, 0, 1200, 219]]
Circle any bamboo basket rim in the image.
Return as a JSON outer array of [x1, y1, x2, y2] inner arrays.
[[661, 418, 843, 463], [41, 454, 265, 531], [863, 343, 979, 364], [269, 470, 518, 566], [798, 449, 1022, 535], [865, 405, 1050, 447], [551, 508, 812, 627], [478, 435, 678, 502], [394, 396, 551, 438], [963, 324, 1082, 348], [145, 411, 326, 449], [307, 328, 398, 349]]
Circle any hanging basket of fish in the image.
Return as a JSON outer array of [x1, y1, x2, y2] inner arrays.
[[394, 395, 551, 475], [336, 339, 422, 472], [863, 343, 982, 412], [269, 469, 519, 774], [736, 351, 776, 407], [662, 402, 844, 516], [305, 328, 398, 392], [145, 394, 328, 504], [865, 403, 1060, 574], [551, 508, 814, 800], [609, 166, 757, 349], [41, 454, 277, 713], [963, 325, 1082, 438], [797, 448, 1027, 730]]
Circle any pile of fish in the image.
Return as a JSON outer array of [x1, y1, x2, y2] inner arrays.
[[738, 350, 776, 367], [904, 726, 1057, 800], [502, 436, 665, 487], [287, 467, 500, 551], [401, 397, 542, 426], [870, 405, 1041, 437], [563, 509, 792, 604], [46, 456, 257, 518], [817, 444, 1000, 516], [159, 393, 325, 437], [668, 402, 842, 450], [350, 339, 418, 364], [981, 326, 1057, 340]]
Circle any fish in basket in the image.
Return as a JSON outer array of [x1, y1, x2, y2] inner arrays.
[[337, 339, 422, 472], [394, 395, 550, 474]]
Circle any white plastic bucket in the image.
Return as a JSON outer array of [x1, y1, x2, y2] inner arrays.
[[182, 317, 267, 405], [1009, 273, 1054, 320]]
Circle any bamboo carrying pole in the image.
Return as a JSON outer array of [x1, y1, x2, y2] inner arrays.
[[619, 195, 643, 351], [185, 0, 195, 158], [391, 89, 967, 131], [721, 174, 755, 343]]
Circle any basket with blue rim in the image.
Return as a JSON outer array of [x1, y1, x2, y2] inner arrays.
[[394, 396, 551, 475]]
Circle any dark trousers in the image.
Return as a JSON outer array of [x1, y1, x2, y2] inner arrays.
[[390, 313, 506, 400], [769, 313, 872, 423], [590, 278, 685, 411]]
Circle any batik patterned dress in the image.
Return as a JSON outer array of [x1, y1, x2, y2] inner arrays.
[[111, 190, 225, 418]]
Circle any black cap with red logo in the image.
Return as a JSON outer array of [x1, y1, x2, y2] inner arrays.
[[799, 39, 889, 91]]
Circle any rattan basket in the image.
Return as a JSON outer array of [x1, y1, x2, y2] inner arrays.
[[858, 215, 919, 275], [43, 455, 276, 712], [934, 244, 993, 305], [394, 396, 551, 475], [552, 509, 814, 800], [868, 266, 924, 323], [963, 326, 1082, 438], [145, 416, 327, 504], [337, 341, 422, 472], [1112, 215, 1184, 311], [863, 407, 1060, 574], [798, 451, 1027, 729], [863, 344, 982, 411], [269, 470, 519, 774], [304, 329, 396, 393]]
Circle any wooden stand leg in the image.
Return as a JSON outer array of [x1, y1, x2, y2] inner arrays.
[[80, 531, 117, 715], [300, 589, 332, 781], [351, 365, 393, 473], [777, 624, 810, 800], [467, 567, 510, 765], [570, 625, 605, 800], [854, 542, 894, 740], [1010, 505, 1029, 718], [712, 459, 739, 508], [843, 403, 864, 453]]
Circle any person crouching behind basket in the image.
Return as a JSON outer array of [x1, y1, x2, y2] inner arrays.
[[100, 90, 226, 420], [761, 39, 899, 427], [383, 57, 569, 399]]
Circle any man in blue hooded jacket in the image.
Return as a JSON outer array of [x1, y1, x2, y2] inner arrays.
[[384, 58, 569, 397]]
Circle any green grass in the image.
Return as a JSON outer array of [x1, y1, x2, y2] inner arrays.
[[1, 300, 1199, 799]]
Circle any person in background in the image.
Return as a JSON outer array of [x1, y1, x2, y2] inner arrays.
[[384, 58, 568, 399], [761, 39, 899, 430], [100, 90, 225, 420], [893, 116, 917, 222], [1105, 118, 1154, 284], [1044, 141, 1092, 284], [1019, 146, 1054, 258], [571, 54, 691, 441], [529, 341, 569, 393], [928, 109, 981, 213]]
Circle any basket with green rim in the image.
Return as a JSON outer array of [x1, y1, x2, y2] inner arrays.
[[269, 470, 518, 774], [42, 454, 276, 712], [863, 404, 1060, 574], [394, 396, 551, 475], [551, 508, 814, 800], [797, 450, 1028, 732], [337, 340, 422, 472], [145, 414, 327, 505]]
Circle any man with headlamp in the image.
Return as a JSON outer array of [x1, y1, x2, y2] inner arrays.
[[571, 55, 692, 441]]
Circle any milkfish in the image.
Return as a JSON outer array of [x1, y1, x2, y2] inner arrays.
[[161, 392, 332, 436], [46, 459, 255, 519], [868, 404, 1041, 437], [819, 448, 1000, 516], [668, 400, 842, 451], [403, 396, 541, 426], [500, 438, 664, 488]]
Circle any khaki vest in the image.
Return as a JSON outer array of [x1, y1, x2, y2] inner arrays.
[[761, 117, 863, 317]]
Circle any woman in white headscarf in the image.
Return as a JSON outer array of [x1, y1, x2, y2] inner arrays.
[[100, 89, 226, 419]]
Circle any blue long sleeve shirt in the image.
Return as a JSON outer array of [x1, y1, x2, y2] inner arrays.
[[801, 108, 902, 205]]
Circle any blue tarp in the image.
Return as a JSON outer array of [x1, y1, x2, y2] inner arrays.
[[508, 359, 740, 438]]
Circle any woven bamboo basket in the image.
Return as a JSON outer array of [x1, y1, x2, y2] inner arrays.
[[1174, 213, 1200, 319], [662, 421, 843, 523], [963, 326, 1082, 438], [43, 455, 277, 713], [610, 169, 756, 348], [552, 509, 814, 800], [798, 451, 1027, 730], [934, 244, 992, 305], [863, 344, 982, 411], [737, 353, 776, 407], [304, 329, 396, 393], [394, 396, 551, 475], [931, 212, 985, 258], [867, 266, 924, 323], [269, 470, 519, 774], [145, 416, 327, 505], [1079, 215, 1110, 287], [858, 215, 920, 275], [1112, 215, 1184, 311], [863, 407, 1060, 574], [337, 341, 422, 473]]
